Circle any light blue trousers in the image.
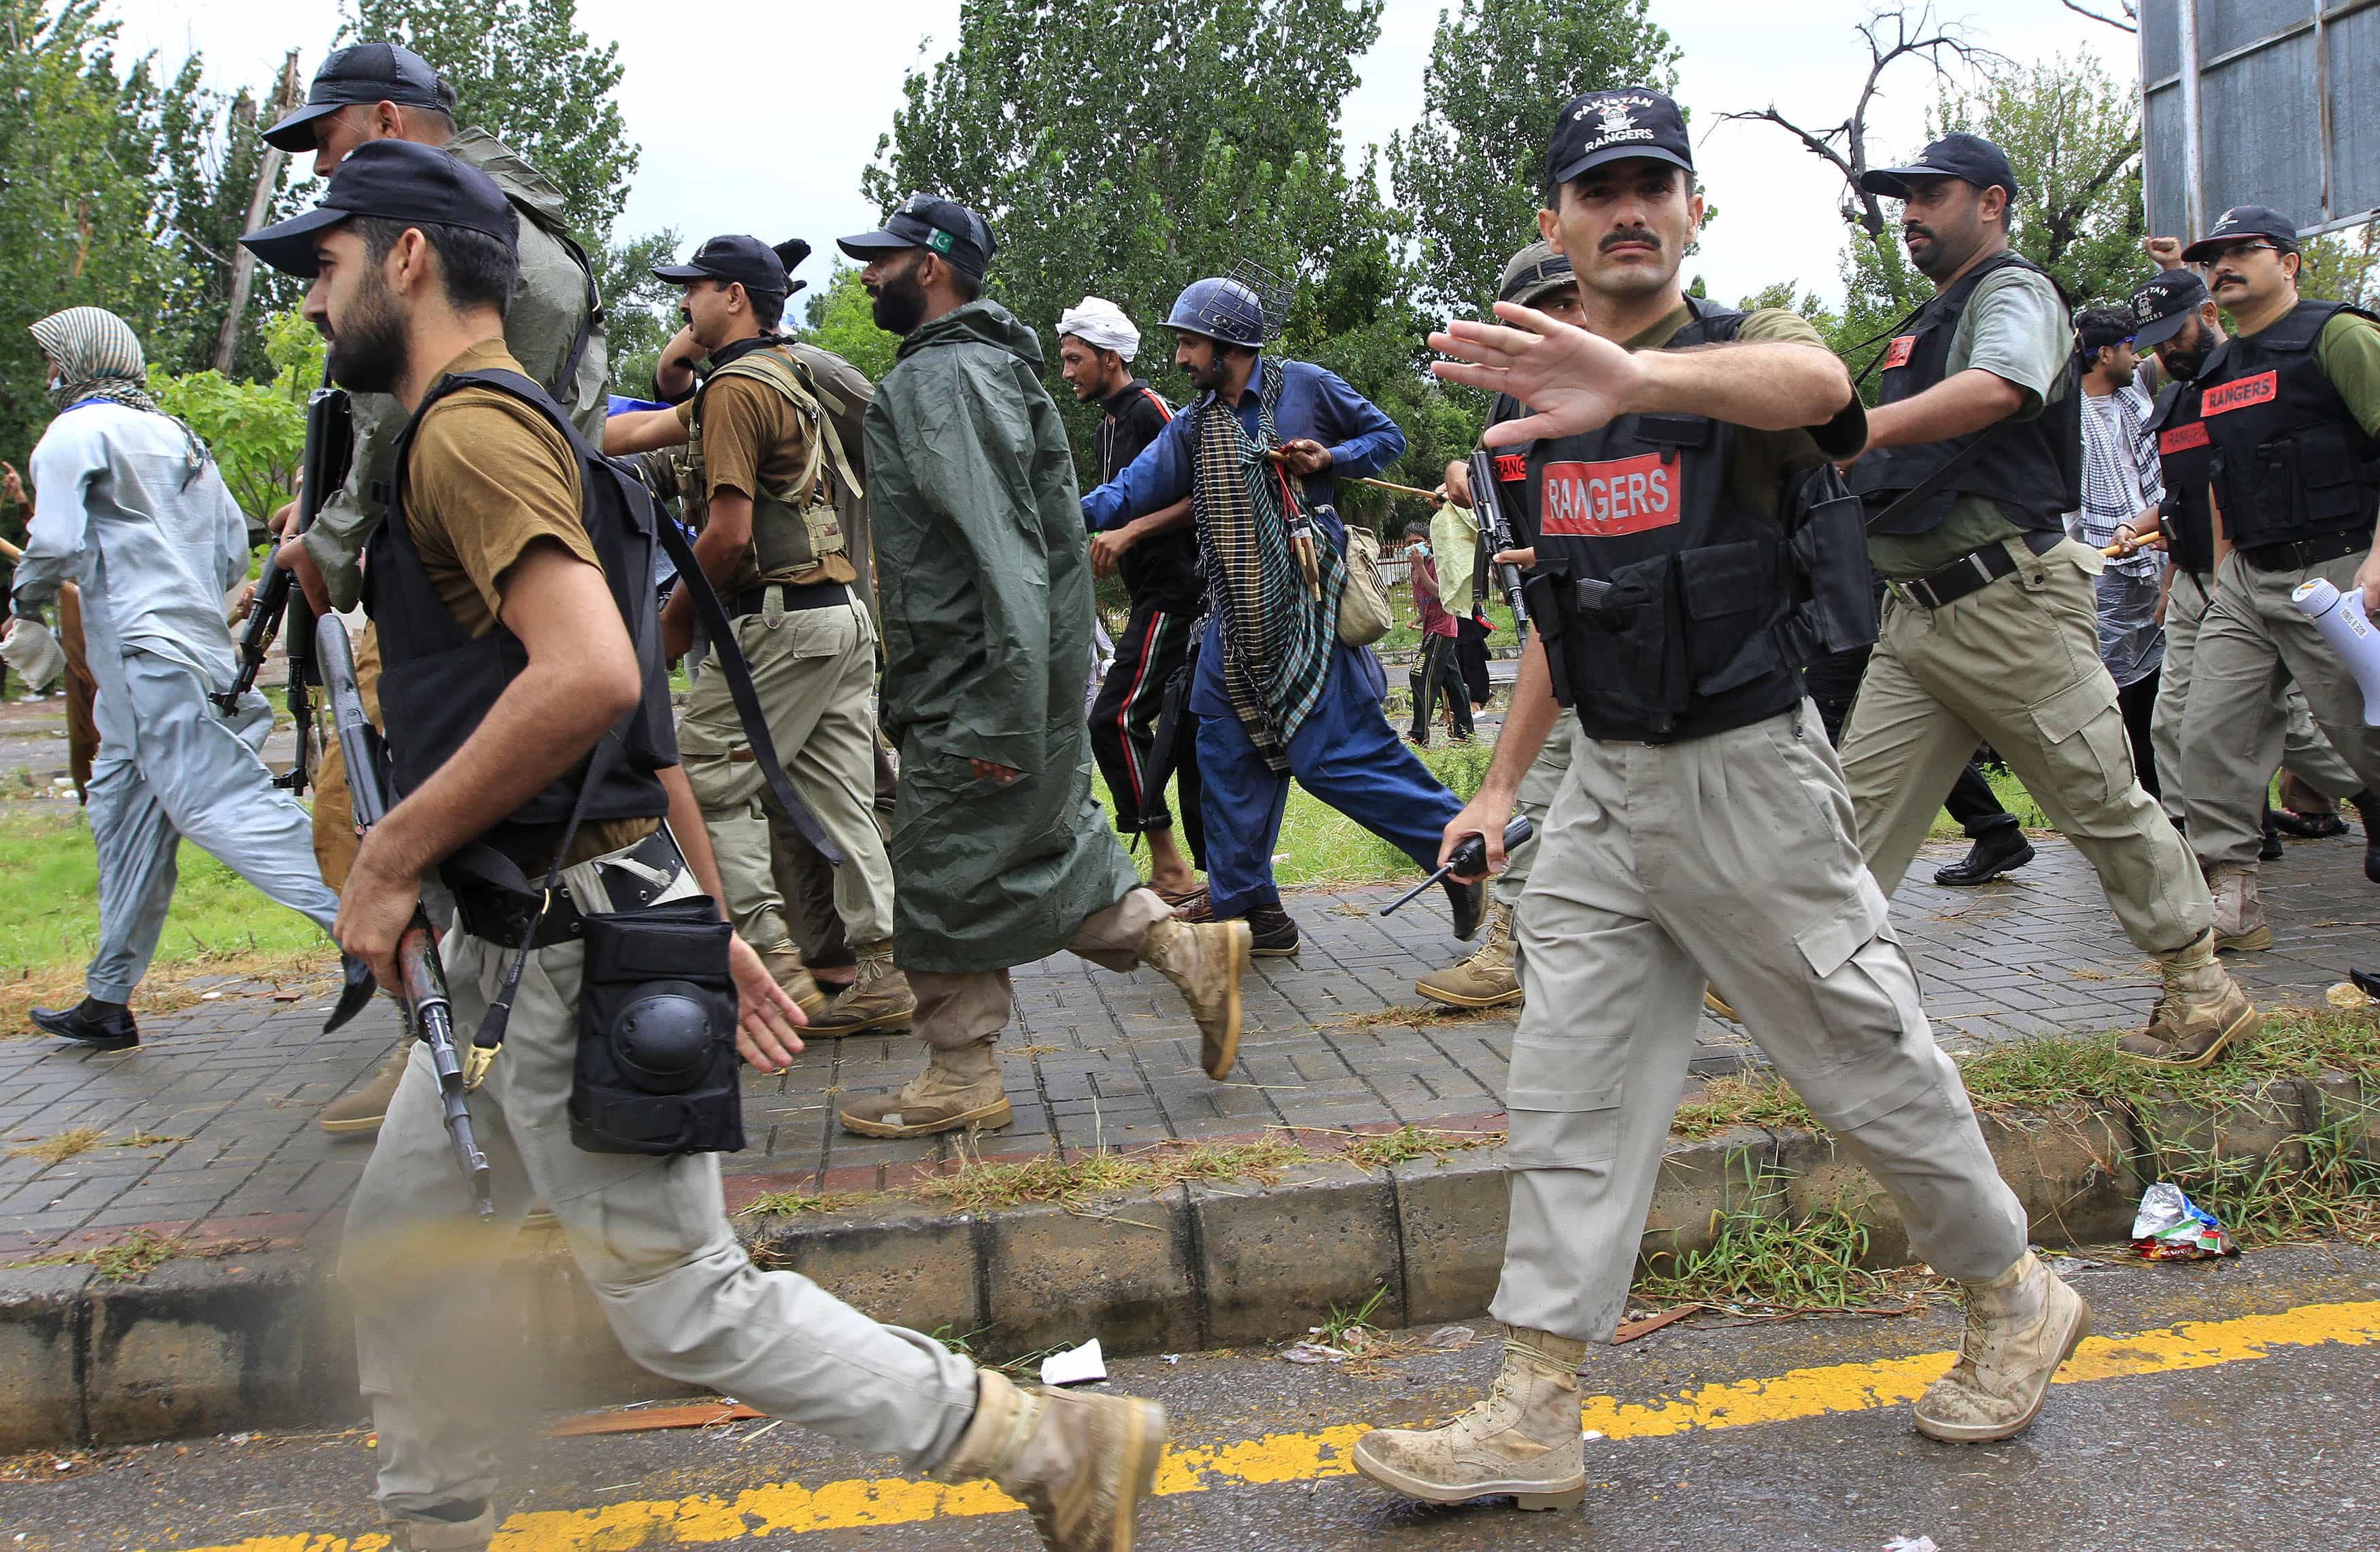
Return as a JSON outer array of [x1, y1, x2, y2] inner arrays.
[[84, 648, 339, 1001]]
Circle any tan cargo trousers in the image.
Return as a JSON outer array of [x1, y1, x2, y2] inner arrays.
[[1490, 702, 2028, 1342], [2154, 570, 2360, 825], [1490, 713, 1578, 913], [1838, 536, 2211, 955], [341, 840, 978, 1530], [2181, 549, 2380, 871], [681, 589, 898, 955]]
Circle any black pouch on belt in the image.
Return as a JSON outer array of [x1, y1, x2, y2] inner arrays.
[[570, 897, 747, 1155]]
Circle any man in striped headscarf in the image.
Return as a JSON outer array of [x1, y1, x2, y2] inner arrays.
[[7, 307, 339, 1049]]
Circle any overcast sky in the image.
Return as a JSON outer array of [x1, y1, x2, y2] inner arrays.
[[119, 0, 2130, 311]]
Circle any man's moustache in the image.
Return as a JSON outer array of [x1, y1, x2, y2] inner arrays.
[[1601, 230, 1659, 252]]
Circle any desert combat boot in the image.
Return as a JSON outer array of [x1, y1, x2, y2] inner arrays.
[[761, 942, 831, 1023], [806, 945, 917, 1035], [318, 1041, 413, 1137], [1415, 901, 1520, 1008], [1138, 916, 1251, 1078], [931, 1367, 1168, 1551], [838, 1040, 1011, 1138], [2117, 929, 2260, 1068], [1352, 1326, 1587, 1511], [1911, 1250, 2090, 1442], [2206, 865, 2273, 952]]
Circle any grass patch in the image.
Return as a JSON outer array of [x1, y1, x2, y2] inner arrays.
[[6, 1126, 107, 1168], [1338, 1123, 1504, 1171], [910, 1135, 1310, 1214], [1326, 1001, 1507, 1031], [737, 1188, 832, 1218], [0, 807, 335, 1036], [16, 1227, 186, 1281], [1636, 1154, 1927, 1315]]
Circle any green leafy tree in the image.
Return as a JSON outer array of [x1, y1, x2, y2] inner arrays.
[[796, 264, 900, 384], [861, 0, 1452, 525], [145, 309, 323, 525], [1387, 0, 1678, 322]]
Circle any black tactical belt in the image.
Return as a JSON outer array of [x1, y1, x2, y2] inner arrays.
[[454, 825, 683, 950], [728, 579, 850, 617], [1890, 529, 2064, 610], [2237, 528, 2366, 573]]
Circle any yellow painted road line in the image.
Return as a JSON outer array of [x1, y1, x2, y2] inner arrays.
[[155, 1298, 2380, 1552]]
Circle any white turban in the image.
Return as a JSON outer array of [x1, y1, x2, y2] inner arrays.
[[1057, 296, 1140, 361]]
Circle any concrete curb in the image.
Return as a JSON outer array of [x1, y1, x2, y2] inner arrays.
[[3, 1076, 2373, 1450]]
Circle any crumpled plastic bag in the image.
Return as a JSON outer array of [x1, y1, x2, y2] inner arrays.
[[0, 615, 65, 692], [2130, 1182, 2237, 1260]]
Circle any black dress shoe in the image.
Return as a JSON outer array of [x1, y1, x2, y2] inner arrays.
[[2261, 811, 2288, 862], [2354, 792, 2380, 884], [1242, 904, 1302, 957], [1442, 874, 1487, 941], [1933, 827, 2035, 886], [30, 998, 139, 1050]]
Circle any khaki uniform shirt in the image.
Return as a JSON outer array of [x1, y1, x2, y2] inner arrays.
[[675, 369, 857, 596]]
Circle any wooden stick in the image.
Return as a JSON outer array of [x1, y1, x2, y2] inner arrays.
[[2103, 521, 2159, 556], [1262, 449, 1442, 502], [0, 534, 22, 562]]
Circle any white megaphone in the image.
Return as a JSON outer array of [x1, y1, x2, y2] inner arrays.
[[2290, 576, 2380, 725]]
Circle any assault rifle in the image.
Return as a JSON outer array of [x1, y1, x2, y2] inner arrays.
[[218, 389, 352, 795], [316, 612, 494, 1218], [1466, 449, 1529, 642]]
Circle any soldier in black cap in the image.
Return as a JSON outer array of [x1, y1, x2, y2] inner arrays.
[[2119, 265, 2363, 838], [243, 143, 1167, 1552], [1352, 90, 2078, 1515], [260, 41, 610, 1139], [605, 237, 914, 1040], [1831, 132, 2254, 1071], [2156, 207, 2380, 953]]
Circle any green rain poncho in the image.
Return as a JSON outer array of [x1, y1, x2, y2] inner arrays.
[[864, 299, 1140, 973]]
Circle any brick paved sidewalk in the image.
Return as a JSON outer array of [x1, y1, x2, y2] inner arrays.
[[1, 835, 2368, 1260]]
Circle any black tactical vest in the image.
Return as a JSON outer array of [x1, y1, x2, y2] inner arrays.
[[1523, 299, 1876, 742], [2145, 377, 2216, 576], [367, 368, 675, 867], [2194, 298, 2380, 551], [1486, 392, 1535, 545], [1848, 251, 2081, 536]]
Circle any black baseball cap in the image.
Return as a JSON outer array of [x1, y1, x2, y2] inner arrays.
[[2181, 205, 2301, 265], [653, 235, 798, 300], [263, 43, 450, 153], [1858, 133, 2020, 202], [2128, 270, 2209, 348], [239, 139, 516, 278], [837, 193, 997, 281], [1546, 88, 1693, 186]]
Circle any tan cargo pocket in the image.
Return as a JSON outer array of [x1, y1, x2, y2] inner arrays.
[[1793, 886, 1891, 979], [1504, 1066, 1625, 1169], [2026, 670, 2135, 801]]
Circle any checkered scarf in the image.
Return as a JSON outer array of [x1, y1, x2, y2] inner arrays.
[[1191, 360, 1346, 772], [29, 307, 207, 485]]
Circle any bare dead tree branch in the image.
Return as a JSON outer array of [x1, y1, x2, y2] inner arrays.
[[2059, 0, 2139, 34]]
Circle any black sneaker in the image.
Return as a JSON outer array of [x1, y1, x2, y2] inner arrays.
[[1242, 904, 1301, 957], [31, 998, 139, 1050], [1933, 827, 2035, 886]]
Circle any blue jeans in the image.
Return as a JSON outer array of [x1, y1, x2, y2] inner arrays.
[[1193, 627, 1463, 918]]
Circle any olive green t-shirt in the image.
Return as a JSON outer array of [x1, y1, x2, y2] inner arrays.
[[1626, 303, 1869, 508], [401, 337, 657, 865], [678, 368, 857, 593], [1865, 264, 2073, 579], [2315, 309, 2380, 436]]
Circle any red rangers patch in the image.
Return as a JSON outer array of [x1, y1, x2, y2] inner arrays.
[[1539, 453, 1678, 538], [2201, 370, 2277, 417], [2158, 420, 2210, 454], [1880, 334, 1918, 370], [1493, 452, 1528, 483]]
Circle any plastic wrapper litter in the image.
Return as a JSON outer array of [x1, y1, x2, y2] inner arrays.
[[2130, 1181, 2237, 1260]]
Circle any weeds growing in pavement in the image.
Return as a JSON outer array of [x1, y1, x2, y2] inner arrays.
[[1312, 1286, 1393, 1348], [7, 1126, 107, 1168], [2132, 1111, 2380, 1247], [736, 1190, 831, 1218], [1634, 1153, 1928, 1315], [1339, 1124, 1503, 1170], [909, 1135, 1310, 1213], [928, 1323, 1071, 1379], [16, 1227, 187, 1281]]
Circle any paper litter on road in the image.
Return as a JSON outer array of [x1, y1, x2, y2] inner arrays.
[[1883, 1538, 1940, 1552], [1040, 1338, 1107, 1387]]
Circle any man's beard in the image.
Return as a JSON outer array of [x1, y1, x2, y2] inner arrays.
[[325, 269, 409, 394], [1903, 222, 1959, 279], [869, 260, 928, 336], [2163, 332, 2213, 381], [1183, 356, 1229, 392]]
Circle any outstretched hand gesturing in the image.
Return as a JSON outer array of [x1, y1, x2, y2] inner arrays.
[[1428, 302, 1648, 447]]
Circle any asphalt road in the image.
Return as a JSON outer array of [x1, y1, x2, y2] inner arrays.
[[7, 1241, 2375, 1552]]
